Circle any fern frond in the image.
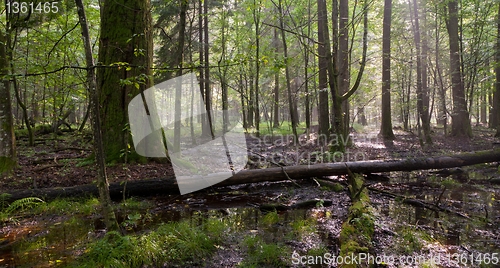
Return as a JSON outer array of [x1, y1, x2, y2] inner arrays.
[[5, 197, 45, 214]]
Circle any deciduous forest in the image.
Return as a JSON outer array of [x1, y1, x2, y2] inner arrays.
[[1, 0, 500, 266]]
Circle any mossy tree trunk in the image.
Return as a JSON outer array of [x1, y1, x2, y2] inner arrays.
[[97, 0, 153, 163], [0, 30, 16, 175], [76, 0, 120, 232]]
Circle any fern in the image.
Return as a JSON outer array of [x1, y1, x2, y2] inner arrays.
[[5, 197, 45, 214]]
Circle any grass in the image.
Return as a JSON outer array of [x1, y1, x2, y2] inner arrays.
[[73, 217, 225, 267], [239, 235, 289, 267], [252, 121, 308, 136], [30, 197, 100, 215], [289, 218, 317, 240]]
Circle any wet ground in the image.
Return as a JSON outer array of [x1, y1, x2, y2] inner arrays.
[[1, 126, 500, 267], [2, 167, 500, 267]]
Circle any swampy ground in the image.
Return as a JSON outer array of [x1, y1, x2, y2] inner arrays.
[[1, 125, 500, 267]]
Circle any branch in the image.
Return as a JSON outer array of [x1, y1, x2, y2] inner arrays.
[[341, 1, 368, 101]]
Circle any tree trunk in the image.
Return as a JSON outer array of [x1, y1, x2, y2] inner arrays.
[[253, 0, 261, 137], [6, 148, 500, 203], [434, 3, 447, 134], [198, 0, 208, 136], [273, 28, 280, 128], [304, 1, 312, 129], [278, 0, 298, 141], [173, 1, 188, 153], [317, 0, 330, 141], [0, 30, 16, 175], [380, 0, 395, 140], [338, 0, 350, 137], [496, 3, 500, 137], [447, 0, 472, 137], [75, 0, 120, 232], [204, 0, 214, 138], [97, 0, 153, 162], [411, 0, 432, 144]]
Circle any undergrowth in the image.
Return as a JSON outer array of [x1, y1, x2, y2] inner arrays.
[[73, 218, 225, 267], [0, 193, 45, 223]]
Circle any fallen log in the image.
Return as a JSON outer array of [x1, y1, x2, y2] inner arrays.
[[4, 149, 500, 203]]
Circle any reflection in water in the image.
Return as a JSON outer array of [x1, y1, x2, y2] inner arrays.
[[0, 206, 310, 267], [372, 172, 500, 254]]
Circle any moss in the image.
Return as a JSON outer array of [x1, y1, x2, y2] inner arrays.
[[0, 156, 16, 175], [339, 173, 375, 268]]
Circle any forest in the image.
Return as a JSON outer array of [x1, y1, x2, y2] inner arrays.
[[1, 0, 500, 267]]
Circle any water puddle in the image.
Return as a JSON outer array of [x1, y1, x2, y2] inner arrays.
[[1, 182, 346, 267], [2, 169, 499, 267], [372, 169, 500, 266]]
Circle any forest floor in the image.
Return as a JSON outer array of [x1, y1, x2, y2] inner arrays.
[[1, 124, 497, 191], [1, 125, 500, 267]]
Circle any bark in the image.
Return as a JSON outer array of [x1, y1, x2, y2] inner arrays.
[[278, 0, 298, 141], [253, 0, 261, 137], [434, 4, 447, 134], [411, 0, 432, 144], [317, 0, 330, 141], [447, 0, 472, 137], [304, 1, 312, 129], [5, 148, 500, 203], [75, 0, 120, 232], [338, 0, 350, 137], [0, 30, 16, 175], [174, 1, 188, 153], [97, 0, 153, 162], [380, 0, 395, 140], [273, 29, 280, 128], [496, 3, 500, 136], [204, 0, 214, 138]]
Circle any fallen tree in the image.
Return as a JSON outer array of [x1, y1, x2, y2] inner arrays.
[[4, 149, 500, 203]]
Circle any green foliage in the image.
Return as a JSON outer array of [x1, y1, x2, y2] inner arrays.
[[400, 228, 423, 254], [290, 218, 317, 239], [0, 157, 16, 175], [260, 210, 279, 225], [239, 235, 289, 267], [75, 218, 225, 267], [339, 174, 375, 267], [257, 121, 307, 136], [30, 197, 99, 215], [441, 178, 460, 188], [76, 156, 95, 167], [0, 194, 44, 223]]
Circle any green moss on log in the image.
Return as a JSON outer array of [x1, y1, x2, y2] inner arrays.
[[339, 173, 375, 268]]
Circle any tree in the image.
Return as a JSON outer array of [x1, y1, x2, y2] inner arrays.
[[0, 28, 16, 175], [411, 0, 432, 144], [273, 28, 280, 128], [447, 0, 472, 137], [75, 0, 119, 232], [380, 0, 395, 140], [253, 0, 261, 137], [173, 0, 188, 153], [317, 0, 330, 141], [496, 2, 500, 137], [277, 0, 298, 141], [338, 0, 349, 136], [97, 0, 153, 162]]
